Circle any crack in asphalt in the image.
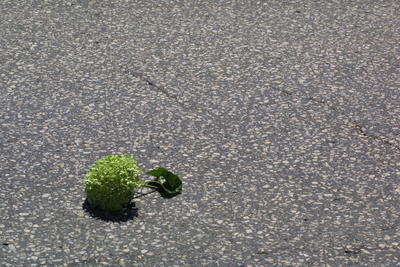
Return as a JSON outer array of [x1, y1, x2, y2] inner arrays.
[[272, 87, 400, 152], [304, 96, 400, 153], [125, 70, 187, 109], [99, 73, 400, 153]]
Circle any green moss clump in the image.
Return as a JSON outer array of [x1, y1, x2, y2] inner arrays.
[[84, 155, 142, 211]]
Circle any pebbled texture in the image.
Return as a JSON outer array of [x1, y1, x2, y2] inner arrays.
[[1, 0, 399, 266]]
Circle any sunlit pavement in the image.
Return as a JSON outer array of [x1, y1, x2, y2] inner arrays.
[[1, 1, 399, 266]]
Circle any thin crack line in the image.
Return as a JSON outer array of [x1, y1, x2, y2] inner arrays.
[[119, 68, 214, 127], [278, 91, 400, 152], [307, 96, 400, 152], [127, 71, 187, 109]]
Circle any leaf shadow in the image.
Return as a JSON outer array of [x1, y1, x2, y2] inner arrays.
[[82, 199, 138, 222]]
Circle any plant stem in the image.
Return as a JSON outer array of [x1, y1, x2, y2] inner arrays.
[[141, 182, 158, 190]]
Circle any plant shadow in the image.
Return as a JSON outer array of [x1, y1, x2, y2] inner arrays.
[[82, 199, 138, 223], [82, 188, 179, 222]]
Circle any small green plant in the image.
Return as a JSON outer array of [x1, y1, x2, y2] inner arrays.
[[84, 155, 182, 212]]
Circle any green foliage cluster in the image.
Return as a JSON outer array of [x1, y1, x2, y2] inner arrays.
[[84, 154, 182, 212], [85, 155, 142, 211]]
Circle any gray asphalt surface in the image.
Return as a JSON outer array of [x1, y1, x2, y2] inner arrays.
[[1, 0, 399, 266]]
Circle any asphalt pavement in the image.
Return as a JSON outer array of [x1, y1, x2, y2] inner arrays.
[[1, 0, 399, 266]]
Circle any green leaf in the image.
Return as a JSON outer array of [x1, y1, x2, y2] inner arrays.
[[145, 168, 182, 196]]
